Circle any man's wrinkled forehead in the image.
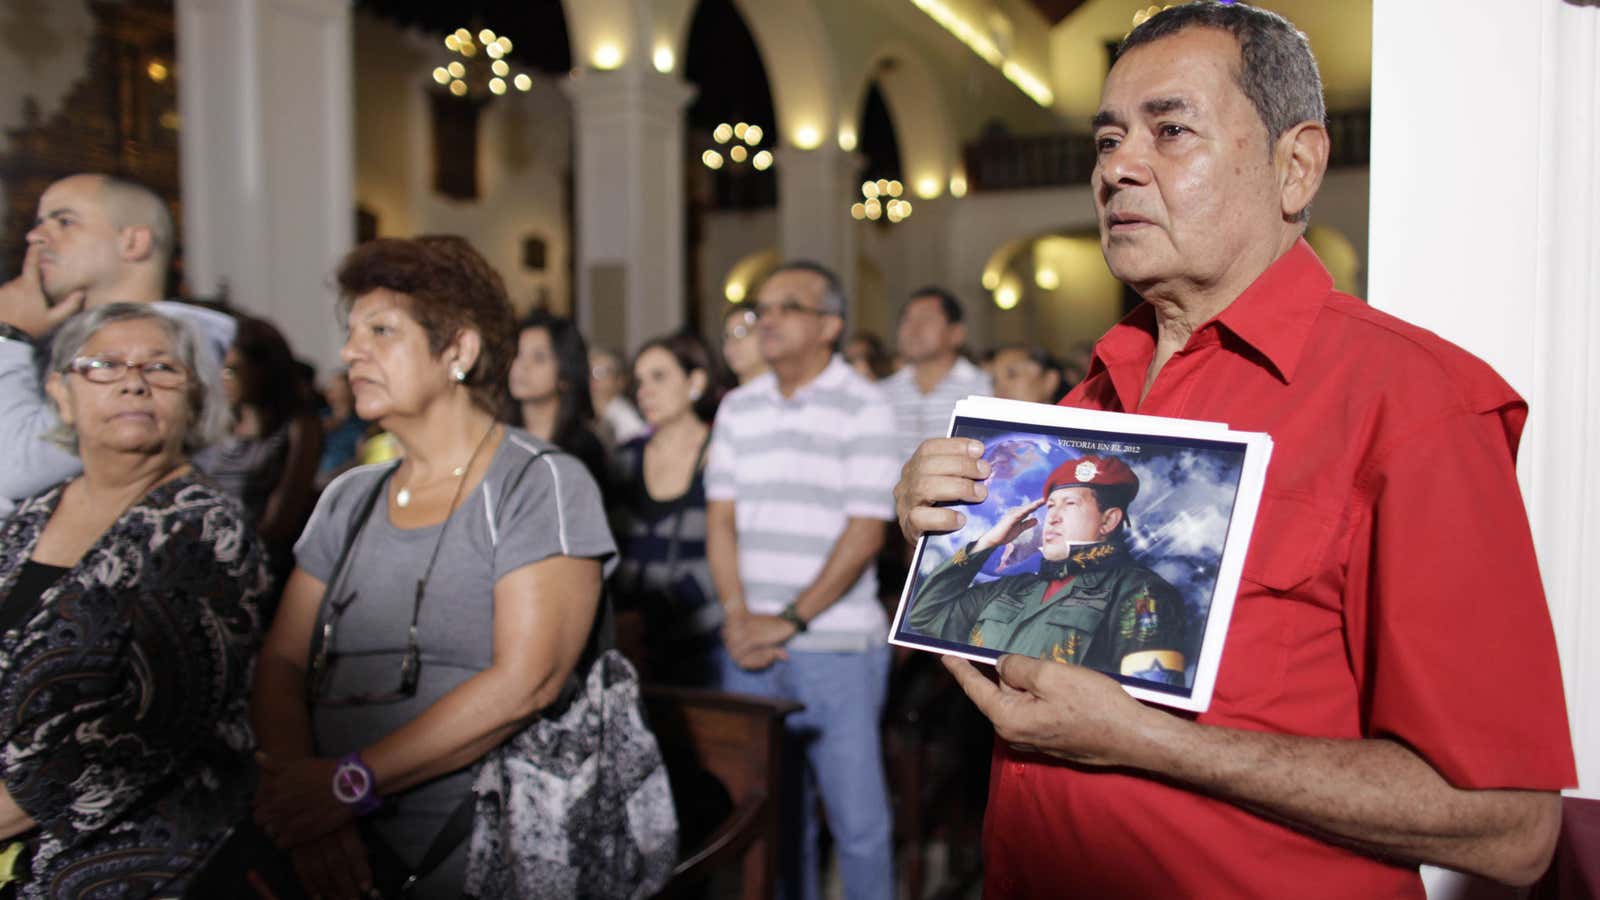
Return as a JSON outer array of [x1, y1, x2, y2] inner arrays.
[[1093, 27, 1243, 128], [759, 269, 826, 306]]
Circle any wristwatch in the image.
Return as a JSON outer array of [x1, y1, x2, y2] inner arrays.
[[0, 323, 32, 346], [778, 603, 808, 634], [331, 752, 382, 816]]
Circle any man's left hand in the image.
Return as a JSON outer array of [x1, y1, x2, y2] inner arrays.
[[253, 752, 354, 848], [723, 610, 795, 670], [943, 653, 1163, 768]]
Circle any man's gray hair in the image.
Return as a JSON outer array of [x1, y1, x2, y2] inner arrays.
[[44, 303, 231, 454], [1119, 2, 1327, 154], [769, 259, 847, 318]]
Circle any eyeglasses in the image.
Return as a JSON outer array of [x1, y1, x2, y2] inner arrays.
[[752, 299, 833, 320], [66, 356, 189, 388], [308, 584, 423, 707]]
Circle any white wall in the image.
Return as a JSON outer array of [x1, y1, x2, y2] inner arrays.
[[352, 13, 573, 316], [1368, 0, 1599, 832]]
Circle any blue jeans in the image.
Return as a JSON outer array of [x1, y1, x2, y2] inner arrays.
[[720, 645, 894, 900]]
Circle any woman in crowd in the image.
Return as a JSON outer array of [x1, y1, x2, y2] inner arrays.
[[609, 332, 723, 687], [589, 346, 648, 449], [317, 368, 368, 485], [845, 332, 895, 381], [194, 315, 323, 580], [719, 301, 766, 386], [250, 236, 614, 900], [0, 304, 270, 897], [989, 344, 1067, 405], [505, 309, 610, 488]]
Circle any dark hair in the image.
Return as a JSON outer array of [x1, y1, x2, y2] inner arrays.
[[512, 310, 595, 450], [722, 301, 758, 325], [767, 259, 846, 318], [994, 343, 1069, 404], [846, 332, 895, 380], [1120, 3, 1324, 221], [231, 315, 315, 434], [334, 235, 517, 414], [633, 331, 721, 422], [903, 286, 965, 325]]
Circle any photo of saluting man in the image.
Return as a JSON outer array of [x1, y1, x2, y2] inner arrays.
[[905, 454, 1190, 687]]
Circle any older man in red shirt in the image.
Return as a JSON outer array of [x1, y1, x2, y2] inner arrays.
[[894, 3, 1575, 897]]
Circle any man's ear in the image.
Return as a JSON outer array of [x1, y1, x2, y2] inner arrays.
[[948, 322, 969, 352], [118, 225, 156, 264], [821, 314, 845, 347], [1099, 505, 1125, 538], [45, 372, 74, 427], [1276, 120, 1330, 222], [1042, 368, 1062, 399]]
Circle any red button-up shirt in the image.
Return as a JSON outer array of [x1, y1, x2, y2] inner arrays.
[[983, 240, 1576, 898]]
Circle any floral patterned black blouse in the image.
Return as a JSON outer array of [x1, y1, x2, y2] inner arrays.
[[0, 474, 271, 899]]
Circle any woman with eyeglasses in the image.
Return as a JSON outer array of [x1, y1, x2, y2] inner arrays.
[[194, 315, 323, 584], [0, 303, 270, 897], [249, 236, 615, 900], [719, 302, 767, 386]]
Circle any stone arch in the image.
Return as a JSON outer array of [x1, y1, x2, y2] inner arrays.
[[606, 1, 835, 148], [721, 246, 780, 304], [979, 229, 1122, 351], [844, 42, 957, 197], [559, 0, 634, 70], [725, 0, 836, 148]]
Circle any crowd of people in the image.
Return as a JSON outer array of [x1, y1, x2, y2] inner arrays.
[[0, 3, 1577, 900]]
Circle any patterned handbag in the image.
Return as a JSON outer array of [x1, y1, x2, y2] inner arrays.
[[463, 645, 679, 899]]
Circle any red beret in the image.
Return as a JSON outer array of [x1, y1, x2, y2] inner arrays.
[[1043, 455, 1139, 506]]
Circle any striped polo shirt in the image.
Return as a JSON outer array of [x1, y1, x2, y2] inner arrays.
[[881, 355, 992, 463], [705, 355, 900, 650]]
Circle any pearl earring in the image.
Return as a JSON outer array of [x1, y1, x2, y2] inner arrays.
[[452, 367, 467, 383], [689, 387, 703, 401]]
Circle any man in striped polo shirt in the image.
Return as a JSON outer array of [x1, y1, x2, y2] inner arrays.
[[881, 287, 991, 463], [706, 260, 899, 900]]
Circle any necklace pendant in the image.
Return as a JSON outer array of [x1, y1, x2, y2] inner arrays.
[[396, 486, 412, 508]]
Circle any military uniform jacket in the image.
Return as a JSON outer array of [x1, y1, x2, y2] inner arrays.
[[906, 540, 1187, 674]]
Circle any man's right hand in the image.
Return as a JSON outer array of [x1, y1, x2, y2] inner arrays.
[[0, 245, 84, 338], [893, 437, 992, 543], [975, 498, 1045, 553]]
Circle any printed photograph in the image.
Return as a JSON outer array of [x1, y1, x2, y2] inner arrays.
[[889, 405, 1270, 711]]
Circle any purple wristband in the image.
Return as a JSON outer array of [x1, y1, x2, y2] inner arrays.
[[331, 752, 382, 816]]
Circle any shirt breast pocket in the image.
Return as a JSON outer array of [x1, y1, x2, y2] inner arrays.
[[1043, 594, 1110, 632], [1212, 489, 1340, 711]]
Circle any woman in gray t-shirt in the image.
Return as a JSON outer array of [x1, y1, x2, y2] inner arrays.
[[249, 237, 615, 899]]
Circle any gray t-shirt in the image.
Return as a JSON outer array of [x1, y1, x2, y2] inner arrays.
[[294, 428, 615, 884]]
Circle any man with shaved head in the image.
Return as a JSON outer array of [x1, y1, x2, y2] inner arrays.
[[895, 2, 1574, 896], [0, 173, 235, 516]]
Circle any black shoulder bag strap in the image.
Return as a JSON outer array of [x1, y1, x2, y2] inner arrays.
[[303, 464, 395, 702]]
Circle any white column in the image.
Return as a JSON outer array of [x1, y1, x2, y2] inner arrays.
[[1369, 4, 1599, 892], [176, 0, 354, 371], [776, 145, 860, 318], [563, 66, 694, 354]]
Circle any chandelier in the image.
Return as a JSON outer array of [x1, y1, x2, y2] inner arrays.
[[431, 27, 534, 97], [701, 122, 773, 171], [850, 179, 912, 223]]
